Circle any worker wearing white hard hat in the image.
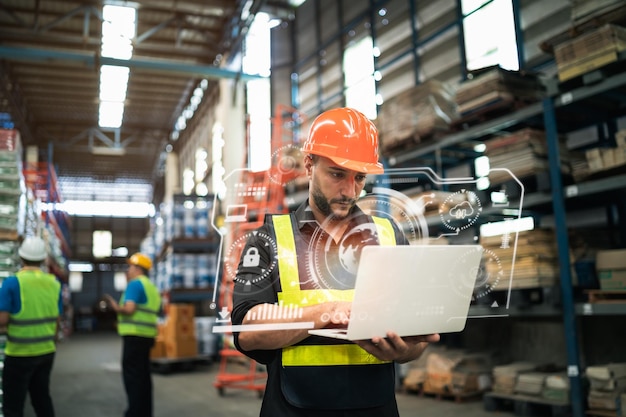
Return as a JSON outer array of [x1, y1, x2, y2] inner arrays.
[[0, 236, 63, 417]]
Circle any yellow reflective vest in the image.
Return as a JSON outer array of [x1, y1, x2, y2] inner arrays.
[[117, 276, 161, 338], [272, 213, 398, 409], [6, 270, 60, 357]]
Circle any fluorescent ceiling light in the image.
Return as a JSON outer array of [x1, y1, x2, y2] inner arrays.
[[98, 4, 136, 129]]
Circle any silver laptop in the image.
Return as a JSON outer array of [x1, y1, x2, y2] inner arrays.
[[308, 244, 483, 341]]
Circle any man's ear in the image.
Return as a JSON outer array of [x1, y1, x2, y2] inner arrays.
[[304, 154, 314, 177]]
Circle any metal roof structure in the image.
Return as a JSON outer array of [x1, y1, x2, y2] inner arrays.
[[0, 0, 294, 204]]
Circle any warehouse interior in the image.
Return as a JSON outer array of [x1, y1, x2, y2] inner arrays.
[[1, 0, 626, 416]]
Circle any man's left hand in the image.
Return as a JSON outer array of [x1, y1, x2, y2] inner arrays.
[[355, 332, 440, 363]]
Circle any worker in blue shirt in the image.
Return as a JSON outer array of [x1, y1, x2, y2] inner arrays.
[[0, 236, 63, 417], [105, 252, 161, 417]]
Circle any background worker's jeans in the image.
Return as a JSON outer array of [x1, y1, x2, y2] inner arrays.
[[122, 335, 155, 417], [2, 352, 56, 417]]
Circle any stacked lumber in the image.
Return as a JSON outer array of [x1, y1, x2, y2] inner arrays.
[[553, 23, 626, 82], [480, 229, 560, 289], [586, 363, 626, 412], [483, 128, 571, 186], [454, 67, 543, 118], [492, 362, 540, 394], [403, 347, 492, 397], [377, 79, 458, 156]]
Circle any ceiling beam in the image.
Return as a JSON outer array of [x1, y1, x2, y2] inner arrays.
[[0, 45, 266, 81]]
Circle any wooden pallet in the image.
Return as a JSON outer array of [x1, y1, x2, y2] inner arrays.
[[585, 290, 626, 304], [483, 391, 572, 417], [408, 386, 484, 403], [585, 409, 618, 417]]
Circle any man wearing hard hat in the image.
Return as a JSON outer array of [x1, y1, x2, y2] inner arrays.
[[230, 108, 440, 416], [105, 252, 161, 417], [0, 236, 63, 417]]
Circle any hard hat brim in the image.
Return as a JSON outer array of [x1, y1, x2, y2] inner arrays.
[[326, 155, 384, 174]]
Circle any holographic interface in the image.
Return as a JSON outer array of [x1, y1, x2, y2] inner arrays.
[[209, 162, 525, 334]]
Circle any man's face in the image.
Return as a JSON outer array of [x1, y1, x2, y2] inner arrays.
[[305, 155, 367, 221], [126, 264, 140, 280]]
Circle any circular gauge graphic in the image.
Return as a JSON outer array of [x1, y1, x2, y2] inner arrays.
[[268, 144, 305, 186], [473, 248, 504, 299], [439, 190, 483, 233], [306, 218, 380, 291], [224, 231, 279, 295], [448, 246, 503, 300], [357, 186, 430, 244]]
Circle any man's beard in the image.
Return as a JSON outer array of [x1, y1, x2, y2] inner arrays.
[[311, 183, 356, 221]]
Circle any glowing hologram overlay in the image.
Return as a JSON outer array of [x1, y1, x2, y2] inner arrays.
[[372, 167, 525, 313], [268, 144, 305, 186], [210, 165, 525, 319], [213, 322, 315, 333]]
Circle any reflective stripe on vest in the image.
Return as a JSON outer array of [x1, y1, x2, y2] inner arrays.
[[6, 270, 60, 356], [273, 214, 396, 367], [117, 276, 161, 337]]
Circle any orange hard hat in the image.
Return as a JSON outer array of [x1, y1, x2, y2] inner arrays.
[[128, 252, 153, 270], [302, 107, 384, 174]]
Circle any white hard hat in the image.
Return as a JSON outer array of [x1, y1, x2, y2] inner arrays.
[[18, 236, 47, 262]]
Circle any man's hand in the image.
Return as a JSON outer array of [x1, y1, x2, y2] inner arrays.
[[103, 294, 118, 312], [355, 332, 440, 363], [319, 301, 351, 328]]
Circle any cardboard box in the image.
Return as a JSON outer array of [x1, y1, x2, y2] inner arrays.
[[596, 250, 626, 290], [150, 339, 166, 359], [165, 336, 198, 359], [164, 318, 196, 339], [167, 303, 195, 323]]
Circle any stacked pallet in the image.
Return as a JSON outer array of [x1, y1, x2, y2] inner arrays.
[[515, 370, 570, 402], [377, 79, 458, 156], [585, 128, 626, 174], [454, 67, 543, 118], [403, 347, 492, 398], [586, 363, 626, 412], [553, 23, 626, 82], [492, 362, 539, 394], [480, 229, 560, 289], [483, 128, 571, 187]]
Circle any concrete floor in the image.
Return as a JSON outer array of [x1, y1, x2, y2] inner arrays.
[[22, 331, 514, 417]]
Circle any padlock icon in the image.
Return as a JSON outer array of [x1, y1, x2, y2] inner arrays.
[[243, 247, 260, 267]]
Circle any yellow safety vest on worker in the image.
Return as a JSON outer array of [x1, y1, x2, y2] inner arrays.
[[117, 276, 161, 338], [6, 270, 60, 357], [272, 213, 398, 409]]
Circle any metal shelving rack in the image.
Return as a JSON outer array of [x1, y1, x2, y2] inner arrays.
[[379, 68, 626, 417]]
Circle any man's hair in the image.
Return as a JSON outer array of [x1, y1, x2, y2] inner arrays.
[[21, 258, 42, 267]]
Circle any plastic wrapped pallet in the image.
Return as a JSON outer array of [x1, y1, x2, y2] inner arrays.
[[377, 79, 458, 156]]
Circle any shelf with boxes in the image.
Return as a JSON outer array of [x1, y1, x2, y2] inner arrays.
[[148, 193, 221, 300]]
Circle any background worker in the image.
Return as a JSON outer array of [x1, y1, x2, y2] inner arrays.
[[104, 253, 161, 417], [0, 236, 62, 417], [231, 107, 440, 416]]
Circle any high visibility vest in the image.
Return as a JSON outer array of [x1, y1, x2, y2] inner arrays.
[[6, 270, 60, 357], [272, 213, 397, 409], [117, 276, 161, 338]]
